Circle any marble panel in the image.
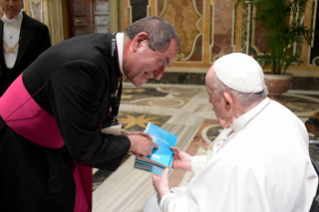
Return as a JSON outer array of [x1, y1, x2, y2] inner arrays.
[[130, 0, 148, 23], [310, 2, 319, 65], [211, 0, 235, 61], [160, 0, 202, 61]]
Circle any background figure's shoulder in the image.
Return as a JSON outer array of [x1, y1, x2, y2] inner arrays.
[[22, 12, 48, 28]]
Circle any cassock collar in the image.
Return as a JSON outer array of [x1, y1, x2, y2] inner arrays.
[[230, 97, 270, 132], [115, 33, 124, 75]]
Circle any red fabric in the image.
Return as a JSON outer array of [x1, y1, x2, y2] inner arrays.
[[74, 165, 92, 212], [0, 74, 64, 148]]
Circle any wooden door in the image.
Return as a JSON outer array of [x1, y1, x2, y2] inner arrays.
[[67, 0, 91, 37], [92, 0, 110, 34], [67, 0, 110, 38]]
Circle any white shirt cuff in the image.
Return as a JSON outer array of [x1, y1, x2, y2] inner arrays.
[[191, 155, 207, 175], [160, 193, 178, 212]]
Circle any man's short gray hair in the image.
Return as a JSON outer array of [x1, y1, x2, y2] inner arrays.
[[125, 16, 181, 51], [210, 72, 268, 107]]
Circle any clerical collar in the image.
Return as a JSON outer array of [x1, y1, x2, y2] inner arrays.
[[230, 97, 270, 132], [115, 33, 124, 75], [1, 11, 23, 27]]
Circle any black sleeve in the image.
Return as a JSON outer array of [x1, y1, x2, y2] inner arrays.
[[45, 60, 130, 170], [38, 25, 51, 54]]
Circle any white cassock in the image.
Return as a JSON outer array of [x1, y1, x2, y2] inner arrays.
[[159, 97, 318, 212]]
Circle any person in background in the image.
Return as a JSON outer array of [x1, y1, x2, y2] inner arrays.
[[0, 16, 180, 212], [145, 53, 318, 212], [0, 0, 51, 96]]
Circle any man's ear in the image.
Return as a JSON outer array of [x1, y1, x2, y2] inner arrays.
[[223, 91, 234, 112], [132, 32, 149, 52]]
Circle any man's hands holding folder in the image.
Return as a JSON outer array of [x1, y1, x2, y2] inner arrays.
[[125, 131, 158, 157]]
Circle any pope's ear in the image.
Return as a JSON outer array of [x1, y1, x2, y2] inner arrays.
[[132, 32, 149, 52], [223, 91, 234, 112]]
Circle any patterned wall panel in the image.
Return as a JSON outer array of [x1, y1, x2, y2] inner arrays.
[[310, 0, 319, 66], [210, 0, 235, 62], [158, 0, 203, 62], [130, 0, 149, 23], [122, 0, 318, 74]]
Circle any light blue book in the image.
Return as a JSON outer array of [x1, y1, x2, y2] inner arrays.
[[135, 159, 166, 170], [134, 161, 172, 175], [135, 123, 177, 173]]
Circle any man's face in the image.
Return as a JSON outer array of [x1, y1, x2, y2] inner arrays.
[[0, 0, 22, 20], [124, 37, 178, 88], [206, 67, 232, 128]]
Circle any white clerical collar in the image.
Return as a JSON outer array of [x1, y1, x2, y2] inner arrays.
[[230, 97, 270, 132], [1, 11, 23, 27], [115, 33, 124, 75]]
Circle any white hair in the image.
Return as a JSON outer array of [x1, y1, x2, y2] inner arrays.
[[210, 72, 268, 107]]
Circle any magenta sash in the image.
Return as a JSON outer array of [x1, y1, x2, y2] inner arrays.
[[0, 74, 64, 148], [0, 74, 92, 212]]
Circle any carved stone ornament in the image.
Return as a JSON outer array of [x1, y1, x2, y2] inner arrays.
[[31, 0, 41, 5]]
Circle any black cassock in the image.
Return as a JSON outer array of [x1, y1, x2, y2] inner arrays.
[[0, 33, 130, 211]]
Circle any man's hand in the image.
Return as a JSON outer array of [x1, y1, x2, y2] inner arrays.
[[127, 132, 158, 157], [152, 168, 171, 199], [122, 130, 152, 139], [170, 147, 192, 171]]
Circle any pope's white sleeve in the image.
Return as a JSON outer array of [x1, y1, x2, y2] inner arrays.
[[191, 155, 207, 175], [160, 193, 178, 212]]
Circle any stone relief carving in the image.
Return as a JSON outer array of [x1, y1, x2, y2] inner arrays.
[[30, 0, 44, 23]]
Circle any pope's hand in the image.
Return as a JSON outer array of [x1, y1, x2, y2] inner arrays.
[[170, 147, 192, 171], [127, 132, 158, 157], [152, 168, 171, 199]]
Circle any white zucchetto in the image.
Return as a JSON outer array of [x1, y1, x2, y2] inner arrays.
[[214, 53, 265, 93]]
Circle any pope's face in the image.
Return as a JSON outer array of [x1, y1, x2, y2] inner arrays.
[[0, 0, 22, 20], [124, 38, 178, 88]]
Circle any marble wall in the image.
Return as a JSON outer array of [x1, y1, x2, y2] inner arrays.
[[25, 0, 319, 89], [123, 0, 319, 77]]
